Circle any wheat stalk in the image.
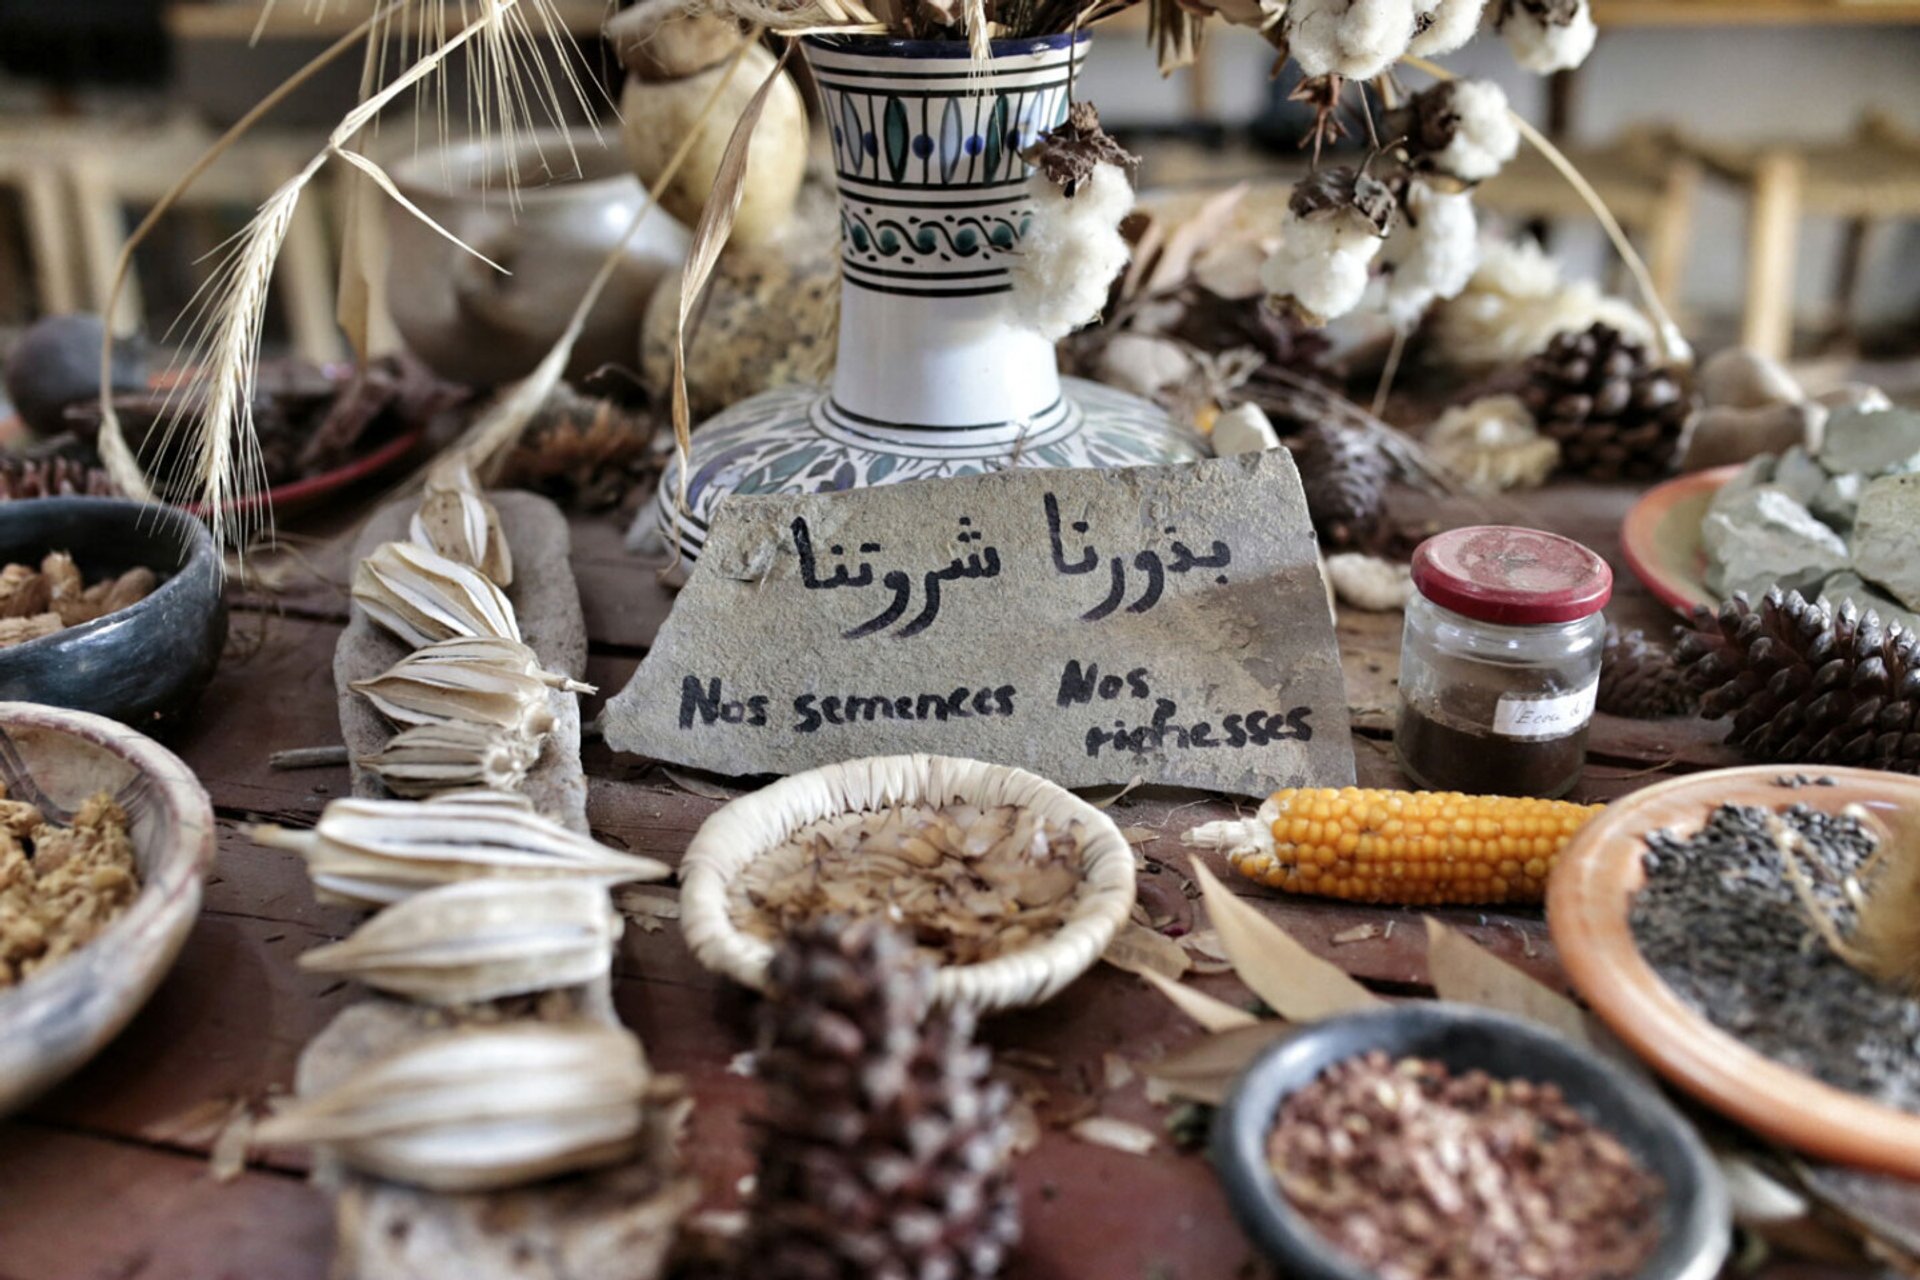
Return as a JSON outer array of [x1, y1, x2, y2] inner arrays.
[[147, 0, 535, 555]]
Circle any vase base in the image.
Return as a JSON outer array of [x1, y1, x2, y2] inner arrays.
[[646, 377, 1209, 561]]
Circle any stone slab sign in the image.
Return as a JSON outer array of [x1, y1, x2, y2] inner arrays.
[[607, 451, 1354, 797]]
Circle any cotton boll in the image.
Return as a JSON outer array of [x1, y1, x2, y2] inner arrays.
[[1287, 0, 1418, 80], [1409, 0, 1486, 55], [1376, 184, 1479, 329], [1010, 163, 1135, 341], [1261, 208, 1383, 325], [1429, 80, 1518, 183], [1500, 0, 1596, 73], [1426, 237, 1656, 371]]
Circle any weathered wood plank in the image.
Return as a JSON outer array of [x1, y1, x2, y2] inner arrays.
[[0, 1122, 333, 1280]]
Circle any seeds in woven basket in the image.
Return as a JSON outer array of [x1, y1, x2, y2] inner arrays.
[[728, 803, 1089, 967], [352, 647, 559, 739], [359, 721, 543, 798], [410, 460, 512, 587], [298, 878, 619, 1004], [252, 1023, 649, 1191], [350, 540, 519, 649], [248, 791, 669, 908]]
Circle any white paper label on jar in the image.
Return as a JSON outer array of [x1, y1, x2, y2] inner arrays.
[[1492, 680, 1598, 739]]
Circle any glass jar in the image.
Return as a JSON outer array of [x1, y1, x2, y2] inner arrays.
[[1394, 526, 1611, 799]]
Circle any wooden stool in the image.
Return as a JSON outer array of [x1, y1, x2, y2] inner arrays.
[[64, 123, 345, 365], [0, 135, 82, 315], [1474, 126, 1701, 320], [1692, 114, 1920, 361]]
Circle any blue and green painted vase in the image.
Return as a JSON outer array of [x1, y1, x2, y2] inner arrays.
[[653, 31, 1207, 561]]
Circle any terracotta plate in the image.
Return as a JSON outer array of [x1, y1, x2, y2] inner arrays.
[[1618, 466, 1737, 614], [1549, 765, 1920, 1177]]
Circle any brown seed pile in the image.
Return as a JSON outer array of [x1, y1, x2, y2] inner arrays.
[[730, 803, 1088, 967], [0, 790, 140, 986], [1269, 1052, 1665, 1280], [0, 551, 156, 648]]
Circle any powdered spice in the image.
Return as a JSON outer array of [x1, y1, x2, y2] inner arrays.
[[1268, 1052, 1664, 1280], [0, 791, 139, 986]]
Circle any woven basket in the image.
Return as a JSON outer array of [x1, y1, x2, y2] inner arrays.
[[679, 754, 1137, 1013]]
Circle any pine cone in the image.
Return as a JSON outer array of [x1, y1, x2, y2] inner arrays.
[[1521, 322, 1689, 480], [1293, 420, 1389, 549], [749, 918, 1020, 1280], [1597, 625, 1694, 719], [1674, 589, 1920, 772], [0, 455, 118, 500]]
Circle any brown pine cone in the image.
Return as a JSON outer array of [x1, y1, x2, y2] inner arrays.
[[0, 455, 118, 500], [1521, 323, 1690, 481], [1673, 589, 1920, 772], [1597, 625, 1694, 719], [1293, 420, 1390, 549], [748, 917, 1021, 1280]]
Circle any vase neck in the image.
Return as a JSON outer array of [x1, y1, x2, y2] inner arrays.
[[806, 36, 1087, 439]]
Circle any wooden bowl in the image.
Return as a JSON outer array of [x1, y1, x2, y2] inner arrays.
[[1619, 466, 1736, 614], [1211, 1005, 1728, 1280], [1548, 765, 1920, 1177], [678, 754, 1136, 1014], [0, 702, 215, 1116]]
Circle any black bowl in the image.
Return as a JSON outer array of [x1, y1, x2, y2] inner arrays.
[[1211, 1003, 1730, 1280], [0, 498, 226, 725]]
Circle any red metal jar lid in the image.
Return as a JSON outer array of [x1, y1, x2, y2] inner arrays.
[[1411, 525, 1612, 626]]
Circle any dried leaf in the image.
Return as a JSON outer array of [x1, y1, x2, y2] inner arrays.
[[1119, 826, 1159, 846], [1102, 1053, 1137, 1091], [1144, 183, 1249, 297], [666, 42, 795, 557], [1135, 966, 1260, 1033], [1142, 1022, 1290, 1106], [1191, 860, 1381, 1022], [1423, 917, 1588, 1045], [615, 886, 682, 933], [209, 1101, 253, 1184], [1069, 1115, 1157, 1156], [335, 165, 400, 363], [1331, 924, 1380, 945], [1082, 776, 1144, 810], [1102, 921, 1192, 982]]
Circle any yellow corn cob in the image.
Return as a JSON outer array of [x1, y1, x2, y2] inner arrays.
[[1183, 787, 1601, 906]]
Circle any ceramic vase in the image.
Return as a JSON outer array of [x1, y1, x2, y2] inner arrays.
[[386, 128, 690, 386], [653, 32, 1206, 561]]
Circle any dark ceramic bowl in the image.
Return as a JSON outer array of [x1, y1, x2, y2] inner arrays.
[[1211, 1003, 1730, 1280], [0, 498, 225, 725]]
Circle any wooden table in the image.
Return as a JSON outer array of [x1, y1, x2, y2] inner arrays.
[[0, 479, 1867, 1280]]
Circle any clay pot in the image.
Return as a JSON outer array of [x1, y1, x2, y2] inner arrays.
[[385, 130, 690, 387]]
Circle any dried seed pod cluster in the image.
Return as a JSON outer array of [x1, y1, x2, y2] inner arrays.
[[299, 878, 621, 1005], [728, 802, 1091, 967], [411, 461, 513, 587], [250, 791, 669, 908], [254, 1023, 652, 1191], [351, 540, 520, 649]]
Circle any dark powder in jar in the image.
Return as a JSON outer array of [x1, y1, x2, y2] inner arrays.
[[1397, 685, 1590, 799], [1268, 1052, 1664, 1280], [1630, 802, 1920, 1111]]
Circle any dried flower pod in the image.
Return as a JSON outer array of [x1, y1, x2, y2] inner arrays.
[[411, 461, 512, 586], [298, 878, 620, 1004], [351, 540, 520, 649], [252, 1023, 650, 1191], [248, 791, 670, 907], [359, 721, 543, 798], [384, 635, 594, 694], [353, 649, 558, 739], [1288, 165, 1396, 237]]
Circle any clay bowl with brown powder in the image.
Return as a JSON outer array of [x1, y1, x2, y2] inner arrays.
[[1211, 1004, 1728, 1280], [0, 702, 214, 1115]]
